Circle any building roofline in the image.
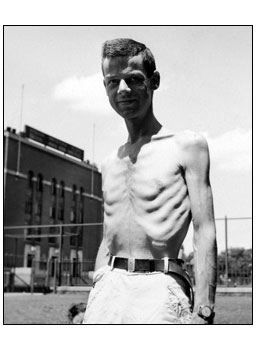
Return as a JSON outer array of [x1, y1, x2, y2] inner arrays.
[[4, 131, 100, 173]]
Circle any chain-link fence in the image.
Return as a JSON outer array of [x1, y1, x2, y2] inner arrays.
[[4, 257, 96, 293], [183, 216, 252, 287], [4, 216, 252, 292]]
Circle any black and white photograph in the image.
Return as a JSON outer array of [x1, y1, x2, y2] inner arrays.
[[3, 25, 252, 329]]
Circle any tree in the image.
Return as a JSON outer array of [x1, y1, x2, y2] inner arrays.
[[217, 247, 252, 285], [185, 247, 252, 286]]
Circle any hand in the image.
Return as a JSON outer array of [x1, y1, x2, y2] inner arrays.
[[190, 313, 210, 325]]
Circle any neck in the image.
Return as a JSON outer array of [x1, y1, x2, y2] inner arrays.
[[125, 110, 162, 143]]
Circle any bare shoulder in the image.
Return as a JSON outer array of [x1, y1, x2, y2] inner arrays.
[[174, 130, 210, 172], [155, 127, 208, 149], [174, 130, 209, 151]]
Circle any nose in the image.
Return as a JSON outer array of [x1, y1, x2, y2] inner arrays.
[[117, 79, 131, 94]]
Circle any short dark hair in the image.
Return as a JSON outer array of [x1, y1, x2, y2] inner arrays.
[[102, 38, 156, 77]]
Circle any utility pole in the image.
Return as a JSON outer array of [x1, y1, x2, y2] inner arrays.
[[16, 84, 24, 175], [224, 215, 229, 287], [92, 123, 95, 164], [91, 123, 95, 195]]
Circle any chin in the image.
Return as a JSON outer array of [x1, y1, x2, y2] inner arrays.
[[111, 104, 137, 118], [122, 113, 140, 120], [114, 109, 136, 119]]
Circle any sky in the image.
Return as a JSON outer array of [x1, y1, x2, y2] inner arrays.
[[4, 25, 252, 254]]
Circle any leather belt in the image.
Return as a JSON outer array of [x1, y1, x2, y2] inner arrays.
[[108, 255, 184, 272], [108, 255, 194, 310]]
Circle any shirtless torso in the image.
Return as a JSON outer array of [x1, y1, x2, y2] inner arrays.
[[90, 42, 217, 324], [102, 128, 192, 260]]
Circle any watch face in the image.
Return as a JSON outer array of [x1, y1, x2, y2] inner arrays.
[[201, 306, 212, 318]]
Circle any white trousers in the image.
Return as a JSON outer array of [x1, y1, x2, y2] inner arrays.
[[83, 266, 192, 324]]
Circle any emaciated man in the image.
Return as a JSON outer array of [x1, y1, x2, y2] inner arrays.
[[83, 38, 217, 324]]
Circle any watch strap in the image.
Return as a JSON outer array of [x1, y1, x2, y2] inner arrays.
[[198, 305, 215, 323]]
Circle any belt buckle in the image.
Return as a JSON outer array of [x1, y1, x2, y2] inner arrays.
[[128, 258, 135, 272], [163, 257, 169, 273], [110, 255, 116, 270]]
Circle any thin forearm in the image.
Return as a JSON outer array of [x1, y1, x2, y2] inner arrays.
[[193, 234, 217, 308]]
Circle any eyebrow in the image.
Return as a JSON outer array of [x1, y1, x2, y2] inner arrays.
[[105, 72, 145, 80], [105, 74, 118, 79]]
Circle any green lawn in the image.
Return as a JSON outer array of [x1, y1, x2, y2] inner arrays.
[[214, 294, 252, 324], [4, 292, 252, 324]]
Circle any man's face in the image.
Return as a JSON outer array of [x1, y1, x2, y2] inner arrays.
[[102, 54, 157, 121]]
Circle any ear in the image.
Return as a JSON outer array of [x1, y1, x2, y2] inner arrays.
[[151, 71, 160, 90]]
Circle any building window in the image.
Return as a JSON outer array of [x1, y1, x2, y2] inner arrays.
[[37, 174, 43, 192], [36, 203, 43, 216], [25, 171, 34, 213], [25, 200, 33, 215], [60, 181, 65, 198], [70, 184, 77, 246], [58, 180, 65, 221], [70, 209, 76, 222], [34, 173, 43, 241], [49, 206, 56, 219], [27, 254, 35, 268], [24, 221, 32, 237], [28, 170, 34, 189], [51, 178, 57, 195], [34, 227, 41, 240], [78, 226, 83, 247], [79, 209, 84, 224], [48, 219, 57, 244], [78, 187, 84, 247], [79, 187, 84, 221], [72, 185, 77, 201], [58, 208, 64, 221], [25, 171, 34, 234]]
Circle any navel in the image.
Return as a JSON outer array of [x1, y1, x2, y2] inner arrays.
[[151, 240, 167, 249]]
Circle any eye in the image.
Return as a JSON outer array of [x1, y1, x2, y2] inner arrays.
[[107, 79, 119, 87], [130, 77, 143, 84], [128, 76, 143, 84]]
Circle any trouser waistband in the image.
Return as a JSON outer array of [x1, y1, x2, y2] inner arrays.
[[108, 255, 194, 310]]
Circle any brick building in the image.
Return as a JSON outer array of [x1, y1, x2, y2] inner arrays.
[[4, 126, 103, 278]]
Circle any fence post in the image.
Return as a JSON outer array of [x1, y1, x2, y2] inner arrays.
[[224, 215, 229, 287], [53, 257, 58, 294], [31, 257, 35, 295], [58, 225, 63, 286], [45, 257, 50, 289], [9, 269, 15, 292]]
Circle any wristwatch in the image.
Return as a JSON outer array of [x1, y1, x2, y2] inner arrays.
[[198, 305, 215, 323]]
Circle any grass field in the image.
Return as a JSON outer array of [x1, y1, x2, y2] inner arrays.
[[4, 292, 252, 324]]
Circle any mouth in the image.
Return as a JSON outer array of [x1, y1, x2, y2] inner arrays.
[[117, 99, 136, 105]]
